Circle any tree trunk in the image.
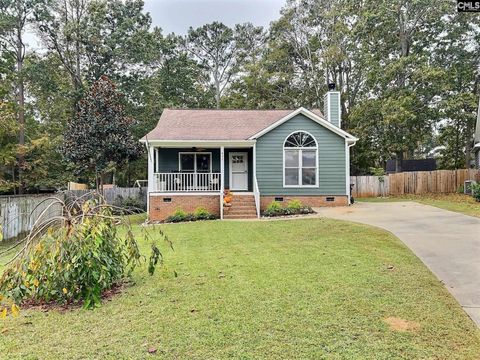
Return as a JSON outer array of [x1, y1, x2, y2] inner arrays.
[[95, 171, 100, 191], [99, 172, 104, 194], [16, 0, 25, 194], [215, 79, 220, 109]]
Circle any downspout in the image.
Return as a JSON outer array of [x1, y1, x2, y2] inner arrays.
[[347, 140, 357, 205]]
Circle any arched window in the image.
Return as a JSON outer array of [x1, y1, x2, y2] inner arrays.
[[283, 131, 318, 187]]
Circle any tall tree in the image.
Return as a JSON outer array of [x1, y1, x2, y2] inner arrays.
[[36, 0, 87, 106], [186, 22, 238, 108], [36, 0, 162, 108], [0, 101, 18, 192], [434, 12, 480, 168], [62, 76, 142, 189], [0, 0, 41, 193], [349, 0, 449, 172], [81, 0, 161, 86]]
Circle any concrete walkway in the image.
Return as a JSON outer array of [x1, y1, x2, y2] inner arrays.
[[314, 201, 480, 326]]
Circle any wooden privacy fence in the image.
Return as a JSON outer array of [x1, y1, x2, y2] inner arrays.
[[0, 187, 147, 242], [0, 194, 64, 242], [351, 169, 480, 198], [65, 187, 147, 209]]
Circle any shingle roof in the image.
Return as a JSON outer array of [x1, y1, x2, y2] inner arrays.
[[142, 108, 325, 141]]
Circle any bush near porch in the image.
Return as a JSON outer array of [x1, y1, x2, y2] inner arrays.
[[1, 218, 480, 359], [262, 199, 314, 217]]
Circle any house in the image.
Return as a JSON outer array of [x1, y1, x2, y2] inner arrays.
[[475, 98, 480, 169], [140, 89, 358, 220]]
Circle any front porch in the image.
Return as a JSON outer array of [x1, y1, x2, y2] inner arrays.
[[147, 144, 260, 219], [150, 147, 254, 192]]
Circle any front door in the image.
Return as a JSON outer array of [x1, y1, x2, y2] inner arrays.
[[229, 152, 248, 191]]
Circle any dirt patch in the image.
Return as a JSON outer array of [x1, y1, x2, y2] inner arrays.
[[384, 317, 420, 332]]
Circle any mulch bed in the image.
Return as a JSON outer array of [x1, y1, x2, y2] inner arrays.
[[19, 281, 130, 313]]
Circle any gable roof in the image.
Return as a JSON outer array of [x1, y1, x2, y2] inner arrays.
[[249, 107, 358, 141], [140, 108, 357, 143], [475, 98, 480, 148]]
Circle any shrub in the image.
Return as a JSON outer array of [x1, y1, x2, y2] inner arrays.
[[263, 199, 314, 217], [115, 195, 145, 213], [166, 208, 188, 222], [457, 184, 464, 194], [194, 207, 216, 220], [0, 195, 167, 311], [266, 201, 282, 212], [286, 199, 303, 211], [165, 207, 217, 223], [472, 183, 480, 202]]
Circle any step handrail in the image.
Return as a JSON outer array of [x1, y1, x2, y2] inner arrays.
[[253, 176, 260, 218]]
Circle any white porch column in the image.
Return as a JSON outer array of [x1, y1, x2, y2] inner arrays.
[[147, 146, 155, 215], [220, 146, 225, 219], [253, 143, 256, 182], [253, 142, 260, 218]]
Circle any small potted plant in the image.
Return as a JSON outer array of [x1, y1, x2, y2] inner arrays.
[[223, 190, 233, 207]]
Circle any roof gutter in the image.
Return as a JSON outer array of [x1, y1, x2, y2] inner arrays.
[[139, 139, 257, 147]]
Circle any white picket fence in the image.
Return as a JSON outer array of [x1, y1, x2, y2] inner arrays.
[[0, 187, 147, 242]]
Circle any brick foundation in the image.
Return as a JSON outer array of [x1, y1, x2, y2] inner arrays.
[[260, 195, 348, 211], [149, 194, 220, 221]]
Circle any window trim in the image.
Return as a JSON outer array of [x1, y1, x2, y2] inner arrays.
[[282, 131, 319, 188], [178, 152, 213, 173]]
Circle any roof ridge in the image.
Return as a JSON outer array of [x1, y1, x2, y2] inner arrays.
[[163, 108, 299, 111]]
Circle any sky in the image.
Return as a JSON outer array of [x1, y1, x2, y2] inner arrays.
[[25, 0, 285, 50], [143, 0, 285, 34]]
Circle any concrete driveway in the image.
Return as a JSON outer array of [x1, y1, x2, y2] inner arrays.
[[315, 201, 480, 326]]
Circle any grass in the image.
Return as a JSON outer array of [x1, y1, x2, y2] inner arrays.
[[1, 218, 480, 359], [358, 193, 480, 218]]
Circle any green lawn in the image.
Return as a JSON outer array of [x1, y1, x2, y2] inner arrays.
[[358, 193, 480, 218], [1, 218, 480, 359]]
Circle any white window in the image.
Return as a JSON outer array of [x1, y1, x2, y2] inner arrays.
[[283, 131, 318, 187], [179, 152, 212, 173]]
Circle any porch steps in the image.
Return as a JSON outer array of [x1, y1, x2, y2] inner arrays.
[[224, 195, 257, 219]]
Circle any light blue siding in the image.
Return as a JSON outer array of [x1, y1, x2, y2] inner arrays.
[[324, 92, 341, 128], [255, 114, 346, 195]]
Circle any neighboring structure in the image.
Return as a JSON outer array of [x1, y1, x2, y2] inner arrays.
[[475, 98, 480, 169], [140, 89, 358, 221], [386, 159, 437, 173]]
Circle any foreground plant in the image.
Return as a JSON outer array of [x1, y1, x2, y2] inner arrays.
[[0, 194, 169, 312], [0, 294, 19, 318]]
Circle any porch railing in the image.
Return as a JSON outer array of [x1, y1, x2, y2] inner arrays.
[[153, 173, 221, 192]]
